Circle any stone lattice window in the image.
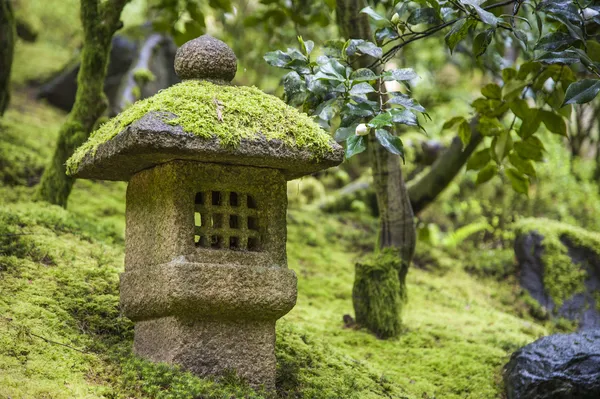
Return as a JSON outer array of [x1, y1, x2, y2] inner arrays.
[[194, 191, 261, 251]]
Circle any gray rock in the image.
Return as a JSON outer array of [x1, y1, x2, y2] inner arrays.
[[503, 330, 600, 399], [174, 35, 237, 81]]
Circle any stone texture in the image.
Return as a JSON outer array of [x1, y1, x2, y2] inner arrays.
[[70, 112, 344, 181], [121, 160, 293, 388], [515, 232, 600, 330], [503, 330, 600, 399], [120, 261, 297, 321], [135, 318, 277, 389], [124, 160, 288, 270], [174, 35, 237, 82]]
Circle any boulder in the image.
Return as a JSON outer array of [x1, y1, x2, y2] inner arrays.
[[503, 330, 600, 399], [514, 218, 600, 330]]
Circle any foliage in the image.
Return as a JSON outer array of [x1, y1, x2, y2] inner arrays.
[[265, 35, 427, 160], [265, 0, 600, 196]]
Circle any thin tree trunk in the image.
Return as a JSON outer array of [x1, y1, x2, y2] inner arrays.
[[0, 0, 16, 116], [36, 0, 130, 206], [337, 0, 416, 267]]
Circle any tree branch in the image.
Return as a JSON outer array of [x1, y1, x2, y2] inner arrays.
[[371, 0, 519, 68]]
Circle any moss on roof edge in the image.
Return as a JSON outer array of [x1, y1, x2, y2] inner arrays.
[[66, 80, 336, 175]]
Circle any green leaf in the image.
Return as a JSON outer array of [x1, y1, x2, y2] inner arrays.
[[477, 116, 504, 136], [538, 110, 567, 136], [375, 129, 405, 159], [387, 94, 426, 112], [518, 109, 541, 139], [505, 168, 529, 194], [282, 71, 307, 106], [345, 135, 367, 159], [509, 99, 530, 120], [509, 152, 536, 177], [445, 18, 476, 53], [471, 98, 508, 117], [458, 120, 471, 147], [357, 41, 383, 58], [514, 137, 544, 162], [389, 108, 418, 126], [361, 6, 390, 24], [473, 29, 495, 57], [407, 8, 441, 25], [481, 83, 502, 100], [502, 68, 518, 82], [535, 32, 576, 52], [467, 149, 491, 171], [350, 82, 376, 95], [442, 116, 467, 130], [492, 129, 512, 162], [368, 112, 394, 128], [346, 102, 375, 118], [335, 125, 358, 142], [517, 62, 542, 81], [476, 163, 497, 184], [351, 68, 379, 82], [563, 79, 600, 105], [375, 27, 399, 44], [461, 0, 500, 27], [384, 68, 418, 81], [502, 81, 527, 102], [298, 36, 315, 56], [537, 50, 580, 65], [264, 50, 292, 68]]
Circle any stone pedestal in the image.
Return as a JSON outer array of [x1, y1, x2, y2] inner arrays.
[[119, 160, 296, 388], [134, 318, 278, 387]]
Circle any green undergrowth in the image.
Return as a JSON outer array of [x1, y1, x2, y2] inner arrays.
[[514, 218, 600, 308], [0, 93, 560, 399], [67, 80, 336, 174]]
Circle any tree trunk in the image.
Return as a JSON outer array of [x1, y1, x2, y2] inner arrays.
[[0, 0, 16, 117], [36, 0, 130, 206], [337, 0, 415, 337], [337, 0, 416, 264]]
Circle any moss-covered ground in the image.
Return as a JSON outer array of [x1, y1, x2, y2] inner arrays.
[[0, 92, 567, 399]]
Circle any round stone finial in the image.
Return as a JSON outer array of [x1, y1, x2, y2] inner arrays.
[[174, 35, 237, 82]]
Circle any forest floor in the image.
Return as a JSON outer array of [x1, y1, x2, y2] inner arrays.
[[0, 92, 566, 399]]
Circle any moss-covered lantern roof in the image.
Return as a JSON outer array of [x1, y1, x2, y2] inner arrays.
[[66, 35, 344, 181]]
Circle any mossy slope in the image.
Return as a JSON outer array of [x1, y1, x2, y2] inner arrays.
[[67, 80, 336, 174]]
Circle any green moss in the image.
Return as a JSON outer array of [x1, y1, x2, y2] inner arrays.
[[67, 80, 336, 174], [352, 249, 404, 339], [514, 218, 600, 308], [0, 93, 66, 186], [133, 67, 156, 85]]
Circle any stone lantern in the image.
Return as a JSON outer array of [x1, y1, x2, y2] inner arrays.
[[66, 35, 344, 388]]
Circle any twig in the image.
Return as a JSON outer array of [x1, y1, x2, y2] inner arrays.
[[371, 0, 519, 68]]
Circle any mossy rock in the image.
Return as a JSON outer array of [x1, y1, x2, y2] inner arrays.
[[514, 218, 600, 329], [67, 80, 343, 181]]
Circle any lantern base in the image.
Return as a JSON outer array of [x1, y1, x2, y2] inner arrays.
[[133, 316, 277, 389]]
